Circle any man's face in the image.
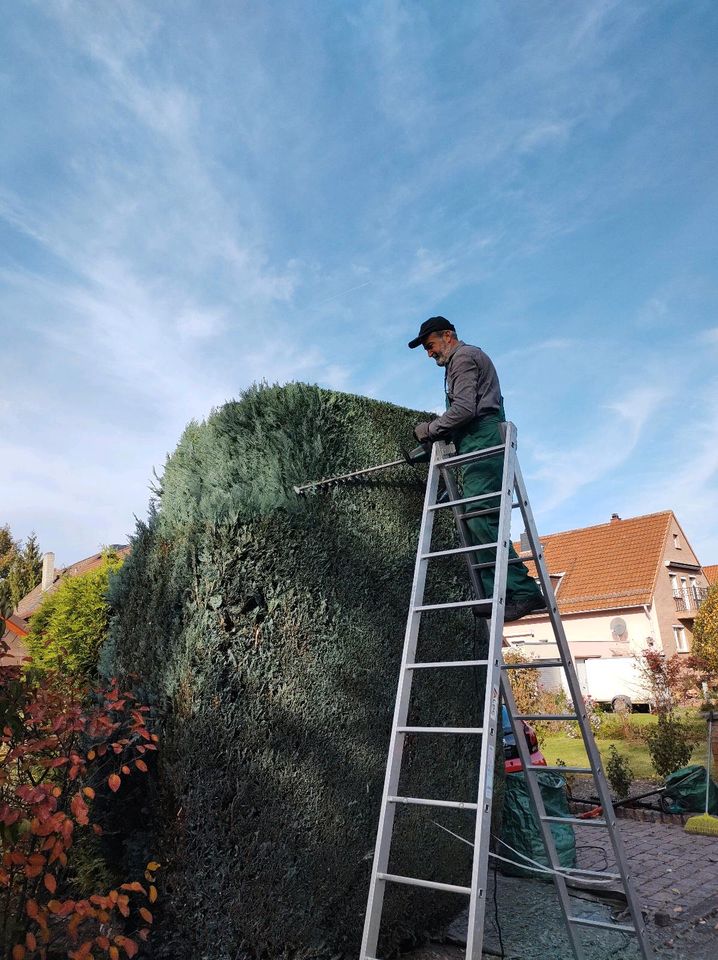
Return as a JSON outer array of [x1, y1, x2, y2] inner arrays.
[[422, 331, 455, 366]]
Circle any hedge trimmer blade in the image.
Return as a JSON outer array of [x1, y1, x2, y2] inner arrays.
[[293, 444, 429, 495]]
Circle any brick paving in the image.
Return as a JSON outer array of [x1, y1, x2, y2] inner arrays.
[[406, 816, 718, 958], [575, 817, 718, 918]]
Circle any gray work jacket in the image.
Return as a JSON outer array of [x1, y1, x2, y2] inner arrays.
[[426, 341, 502, 441]]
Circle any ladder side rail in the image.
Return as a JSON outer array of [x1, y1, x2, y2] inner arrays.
[[499, 675, 585, 960], [462, 422, 516, 960], [436, 446, 486, 602], [360, 443, 444, 960], [513, 459, 655, 960]]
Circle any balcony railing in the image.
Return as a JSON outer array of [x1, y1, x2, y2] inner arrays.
[[673, 588, 709, 612]]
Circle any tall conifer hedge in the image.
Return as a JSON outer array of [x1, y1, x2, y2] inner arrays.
[[103, 383, 490, 960]]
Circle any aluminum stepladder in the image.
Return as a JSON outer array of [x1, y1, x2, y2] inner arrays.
[[360, 422, 654, 960]]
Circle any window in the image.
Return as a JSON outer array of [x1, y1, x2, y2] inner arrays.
[[673, 625, 689, 652], [673, 534, 681, 549]]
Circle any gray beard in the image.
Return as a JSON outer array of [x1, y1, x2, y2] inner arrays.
[[435, 356, 449, 367]]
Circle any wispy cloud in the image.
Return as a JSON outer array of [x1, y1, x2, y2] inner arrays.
[[530, 383, 669, 513]]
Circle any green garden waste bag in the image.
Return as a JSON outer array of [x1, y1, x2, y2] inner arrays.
[[498, 772, 576, 879], [663, 765, 718, 815]]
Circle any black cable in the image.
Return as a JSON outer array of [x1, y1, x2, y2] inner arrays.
[[492, 859, 505, 958]]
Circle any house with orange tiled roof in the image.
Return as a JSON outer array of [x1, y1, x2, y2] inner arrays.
[[503, 511, 712, 705], [1, 545, 130, 663], [704, 564, 718, 587]]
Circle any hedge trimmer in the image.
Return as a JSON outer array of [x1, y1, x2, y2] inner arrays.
[[293, 443, 430, 495]]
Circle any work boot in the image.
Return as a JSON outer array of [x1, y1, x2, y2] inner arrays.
[[504, 596, 547, 622]]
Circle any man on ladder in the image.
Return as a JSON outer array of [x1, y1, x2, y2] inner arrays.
[[408, 316, 546, 622]]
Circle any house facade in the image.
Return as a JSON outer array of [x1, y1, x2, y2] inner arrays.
[[504, 511, 711, 670]]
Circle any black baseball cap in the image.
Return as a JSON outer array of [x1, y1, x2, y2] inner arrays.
[[408, 316, 456, 349]]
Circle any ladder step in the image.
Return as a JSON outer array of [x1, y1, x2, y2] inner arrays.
[[428, 489, 503, 511], [568, 868, 621, 880], [541, 815, 608, 827], [377, 872, 471, 896], [502, 659, 564, 669], [406, 659, 489, 670], [515, 713, 578, 721], [414, 599, 492, 612], [397, 726, 484, 735], [388, 795, 478, 811], [472, 555, 536, 571], [526, 765, 592, 774], [437, 443, 506, 468], [458, 506, 501, 520], [569, 916, 635, 934], [422, 541, 499, 559]]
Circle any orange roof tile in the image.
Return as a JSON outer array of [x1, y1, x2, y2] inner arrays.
[[514, 511, 674, 615], [704, 564, 718, 586]]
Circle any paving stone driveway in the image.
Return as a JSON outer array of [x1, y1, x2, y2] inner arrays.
[[576, 818, 718, 918], [405, 816, 718, 958]]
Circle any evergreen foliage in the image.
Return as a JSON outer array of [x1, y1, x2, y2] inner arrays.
[[1, 524, 20, 619], [27, 550, 125, 677], [103, 382, 491, 960], [7, 531, 43, 608], [694, 581, 718, 674]]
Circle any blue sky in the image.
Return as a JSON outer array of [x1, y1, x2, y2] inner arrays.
[[2, 0, 718, 568]]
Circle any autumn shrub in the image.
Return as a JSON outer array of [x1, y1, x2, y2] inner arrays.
[[694, 583, 718, 675], [0, 638, 159, 959], [26, 551, 125, 679], [102, 382, 491, 960]]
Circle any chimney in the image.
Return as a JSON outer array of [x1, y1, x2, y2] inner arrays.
[[610, 513, 621, 523], [520, 531, 530, 553], [41, 552, 55, 592]]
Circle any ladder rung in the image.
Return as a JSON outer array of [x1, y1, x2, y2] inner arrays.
[[458, 506, 500, 519], [428, 489, 503, 511], [406, 659, 489, 670], [541, 815, 608, 827], [377, 872, 471, 896], [397, 726, 484, 735], [388, 795, 478, 811], [515, 713, 578, 721], [502, 659, 564, 669], [569, 916, 635, 934], [414, 599, 492, 612], [437, 443, 506, 468], [569, 868, 621, 880], [526, 765, 592, 774], [472, 555, 535, 570], [422, 541, 499, 559]]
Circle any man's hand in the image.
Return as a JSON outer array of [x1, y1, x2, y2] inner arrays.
[[413, 422, 432, 444]]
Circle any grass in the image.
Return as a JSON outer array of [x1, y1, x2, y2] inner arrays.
[[540, 709, 709, 783]]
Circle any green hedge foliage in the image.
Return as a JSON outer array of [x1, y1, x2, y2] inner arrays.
[[27, 550, 125, 677], [102, 383, 491, 960]]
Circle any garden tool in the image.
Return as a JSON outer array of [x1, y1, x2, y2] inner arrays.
[[293, 442, 430, 495], [684, 711, 718, 836]]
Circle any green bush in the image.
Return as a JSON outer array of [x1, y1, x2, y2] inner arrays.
[[27, 550, 125, 677], [102, 383, 492, 960], [605, 744, 634, 799], [645, 713, 693, 780]]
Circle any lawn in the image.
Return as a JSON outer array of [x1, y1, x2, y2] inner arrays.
[[540, 709, 709, 783]]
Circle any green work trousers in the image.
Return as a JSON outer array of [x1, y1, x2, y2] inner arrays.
[[456, 414, 542, 603]]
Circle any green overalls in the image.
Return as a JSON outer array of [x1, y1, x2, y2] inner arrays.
[[453, 403, 542, 604]]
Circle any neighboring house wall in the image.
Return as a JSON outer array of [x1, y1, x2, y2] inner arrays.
[[504, 510, 709, 664], [504, 607, 653, 660]]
